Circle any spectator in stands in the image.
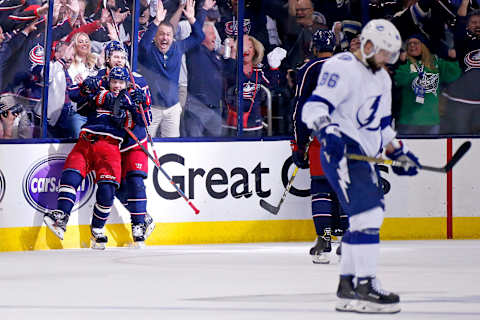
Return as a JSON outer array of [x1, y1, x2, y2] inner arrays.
[[138, 0, 213, 138], [138, 6, 151, 40], [0, 1, 48, 33], [349, 35, 360, 52], [284, 0, 328, 68], [169, 0, 192, 136], [223, 35, 285, 137], [442, 68, 480, 133], [65, 7, 111, 44], [391, 0, 459, 57], [184, 21, 224, 137], [5, 0, 79, 138], [0, 95, 31, 139], [47, 41, 76, 138], [455, 1, 480, 71], [215, 0, 284, 52], [0, 100, 20, 139], [333, 20, 362, 52], [66, 32, 98, 138], [89, 1, 131, 46], [171, 2, 222, 136], [394, 34, 462, 134], [0, 21, 38, 93], [312, 0, 353, 26], [68, 32, 98, 85]]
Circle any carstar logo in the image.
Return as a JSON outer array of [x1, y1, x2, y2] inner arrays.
[[22, 155, 95, 214]]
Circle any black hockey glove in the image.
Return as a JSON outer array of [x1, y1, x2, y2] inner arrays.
[[130, 88, 147, 105], [101, 91, 116, 110], [81, 77, 101, 96], [290, 140, 309, 169]]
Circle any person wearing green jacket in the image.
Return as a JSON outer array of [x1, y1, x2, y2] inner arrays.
[[394, 34, 462, 134]]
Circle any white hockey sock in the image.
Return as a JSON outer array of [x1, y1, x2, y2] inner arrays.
[[352, 242, 380, 278], [339, 242, 355, 276]]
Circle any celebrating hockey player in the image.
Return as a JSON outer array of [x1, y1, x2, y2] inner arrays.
[[98, 40, 155, 246], [292, 29, 348, 264], [44, 67, 144, 249], [302, 19, 420, 313]]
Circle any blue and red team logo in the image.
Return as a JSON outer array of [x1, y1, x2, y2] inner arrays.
[[0, 170, 5, 203], [29, 44, 44, 70], [22, 155, 95, 214]]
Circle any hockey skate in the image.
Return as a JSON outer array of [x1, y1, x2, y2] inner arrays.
[[132, 223, 146, 248], [144, 213, 155, 240], [332, 229, 343, 256], [90, 226, 108, 250], [309, 235, 332, 264], [335, 275, 357, 312], [43, 210, 69, 240], [354, 277, 401, 314], [335, 242, 342, 256]]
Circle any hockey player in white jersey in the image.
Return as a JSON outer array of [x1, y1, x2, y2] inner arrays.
[[302, 19, 421, 314]]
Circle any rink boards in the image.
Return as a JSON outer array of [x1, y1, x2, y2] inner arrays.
[[0, 138, 479, 251]]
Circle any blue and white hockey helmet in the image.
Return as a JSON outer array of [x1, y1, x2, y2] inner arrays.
[[311, 30, 336, 53], [360, 19, 401, 64], [104, 40, 126, 62], [109, 66, 129, 82]]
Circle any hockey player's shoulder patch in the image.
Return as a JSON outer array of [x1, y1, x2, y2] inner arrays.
[[336, 53, 353, 61]]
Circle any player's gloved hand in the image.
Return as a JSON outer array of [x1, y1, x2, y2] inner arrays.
[[318, 125, 345, 164], [99, 91, 116, 110], [118, 89, 131, 106], [130, 88, 146, 105], [290, 140, 309, 169], [386, 140, 420, 176], [81, 77, 100, 96], [267, 47, 287, 69]]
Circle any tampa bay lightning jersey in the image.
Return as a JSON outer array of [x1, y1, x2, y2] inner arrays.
[[302, 52, 396, 157]]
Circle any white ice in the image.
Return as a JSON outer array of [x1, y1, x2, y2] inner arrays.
[[0, 240, 479, 320]]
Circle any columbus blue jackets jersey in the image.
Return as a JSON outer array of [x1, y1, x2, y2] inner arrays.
[[72, 68, 152, 151], [293, 57, 329, 150]]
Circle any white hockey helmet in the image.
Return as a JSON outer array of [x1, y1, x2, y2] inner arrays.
[[360, 19, 402, 64]]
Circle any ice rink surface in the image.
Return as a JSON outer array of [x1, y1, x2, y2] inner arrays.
[[0, 240, 479, 320]]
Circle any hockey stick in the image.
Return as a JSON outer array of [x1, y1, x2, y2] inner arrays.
[[103, 3, 198, 213], [259, 139, 313, 215], [124, 126, 200, 214], [103, 0, 163, 174], [259, 166, 299, 215], [346, 141, 471, 173]]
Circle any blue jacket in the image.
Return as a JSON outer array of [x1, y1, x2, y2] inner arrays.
[[186, 44, 223, 107], [138, 9, 206, 107], [0, 31, 27, 92], [8, 20, 73, 101]]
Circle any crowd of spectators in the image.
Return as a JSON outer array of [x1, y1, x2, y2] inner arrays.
[[1, 0, 480, 139]]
